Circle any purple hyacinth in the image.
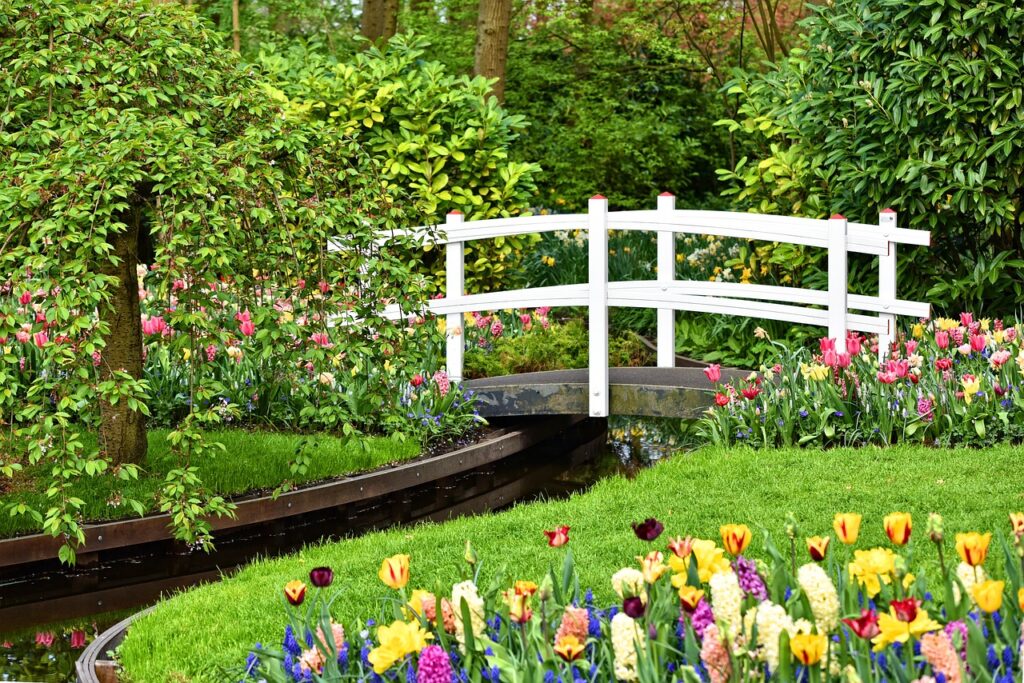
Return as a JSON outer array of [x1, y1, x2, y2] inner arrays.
[[690, 598, 715, 639], [732, 556, 768, 601], [416, 645, 453, 683]]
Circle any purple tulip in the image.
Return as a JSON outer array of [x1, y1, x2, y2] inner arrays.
[[309, 566, 334, 588], [623, 596, 646, 619], [632, 518, 664, 542]]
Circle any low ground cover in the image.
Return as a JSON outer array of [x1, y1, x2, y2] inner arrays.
[[119, 442, 1024, 682], [0, 429, 417, 538]]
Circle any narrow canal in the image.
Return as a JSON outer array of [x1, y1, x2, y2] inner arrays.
[[0, 417, 691, 682]]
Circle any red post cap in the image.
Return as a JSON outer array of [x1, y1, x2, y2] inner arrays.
[[591, 194, 606, 200], [659, 192, 674, 197], [829, 213, 846, 220], [447, 210, 463, 215], [880, 208, 896, 214]]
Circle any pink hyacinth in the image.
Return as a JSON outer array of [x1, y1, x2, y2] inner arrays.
[[490, 319, 504, 338], [476, 315, 490, 329], [416, 645, 453, 683], [205, 344, 217, 362], [15, 326, 30, 344], [917, 398, 934, 422], [921, 631, 962, 683], [699, 624, 731, 683], [92, 351, 102, 367], [433, 370, 450, 397], [555, 606, 589, 643]]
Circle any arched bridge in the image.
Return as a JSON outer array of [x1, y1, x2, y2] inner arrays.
[[381, 195, 931, 418]]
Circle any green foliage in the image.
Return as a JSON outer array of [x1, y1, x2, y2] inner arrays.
[[256, 35, 541, 292], [505, 13, 731, 211], [718, 0, 1024, 314], [0, 0, 439, 558]]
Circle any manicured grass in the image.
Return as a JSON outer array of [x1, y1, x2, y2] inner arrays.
[[120, 443, 1024, 682], [0, 429, 418, 538]]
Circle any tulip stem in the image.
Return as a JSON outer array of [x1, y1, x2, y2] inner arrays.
[[790, 536, 796, 577]]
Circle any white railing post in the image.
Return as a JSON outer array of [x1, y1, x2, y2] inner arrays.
[[878, 208, 897, 360], [827, 213, 848, 346], [588, 195, 609, 417], [445, 211, 465, 383], [656, 192, 676, 368]]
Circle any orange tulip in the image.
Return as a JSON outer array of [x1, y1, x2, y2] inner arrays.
[[284, 579, 306, 606], [554, 635, 585, 662], [833, 513, 862, 545], [806, 536, 830, 562], [955, 532, 991, 567], [378, 554, 410, 590], [884, 513, 912, 546], [720, 524, 752, 556]]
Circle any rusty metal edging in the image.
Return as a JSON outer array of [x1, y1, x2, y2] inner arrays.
[[0, 417, 580, 568]]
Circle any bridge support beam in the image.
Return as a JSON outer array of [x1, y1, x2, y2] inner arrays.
[[446, 211, 465, 382], [588, 195, 609, 417], [656, 193, 676, 368]]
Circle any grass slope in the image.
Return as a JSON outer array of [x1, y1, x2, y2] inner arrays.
[[0, 429, 418, 537], [119, 443, 1024, 682]]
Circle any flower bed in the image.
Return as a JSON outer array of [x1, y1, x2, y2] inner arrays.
[[700, 315, 1024, 448], [237, 512, 1024, 682]]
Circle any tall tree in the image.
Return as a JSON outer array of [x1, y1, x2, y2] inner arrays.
[[473, 0, 512, 102], [361, 0, 398, 43]]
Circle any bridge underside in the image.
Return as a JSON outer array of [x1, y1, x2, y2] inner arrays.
[[464, 367, 748, 419]]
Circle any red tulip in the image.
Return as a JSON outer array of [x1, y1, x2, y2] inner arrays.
[[284, 580, 307, 606], [19, 291, 31, 305], [741, 386, 760, 400], [842, 609, 880, 639], [544, 525, 570, 547], [714, 393, 730, 407], [70, 630, 87, 649], [935, 358, 953, 371], [891, 598, 918, 623], [410, 374, 424, 387]]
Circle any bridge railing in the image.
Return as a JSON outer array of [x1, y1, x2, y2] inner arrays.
[[379, 195, 930, 418]]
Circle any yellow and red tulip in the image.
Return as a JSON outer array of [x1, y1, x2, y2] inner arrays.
[[790, 632, 827, 666], [638, 550, 667, 583], [284, 579, 306, 606], [884, 513, 912, 546], [972, 580, 1005, 613], [378, 554, 410, 590], [1010, 512, 1024, 537], [720, 524, 752, 556], [554, 635, 585, 662], [833, 513, 862, 545], [955, 531, 991, 567], [806, 536, 830, 562], [667, 535, 693, 559], [678, 584, 704, 612]]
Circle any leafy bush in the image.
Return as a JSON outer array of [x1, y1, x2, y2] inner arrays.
[[718, 0, 1024, 314], [257, 35, 541, 293]]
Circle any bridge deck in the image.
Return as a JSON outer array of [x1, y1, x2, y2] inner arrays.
[[465, 366, 747, 419]]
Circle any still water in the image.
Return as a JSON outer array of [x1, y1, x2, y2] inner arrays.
[[0, 417, 689, 682]]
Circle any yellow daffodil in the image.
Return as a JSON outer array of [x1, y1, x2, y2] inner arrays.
[[912, 322, 925, 338], [871, 605, 941, 651], [972, 580, 1005, 613], [833, 513, 862, 545], [955, 532, 992, 567], [848, 547, 896, 597], [367, 620, 432, 674]]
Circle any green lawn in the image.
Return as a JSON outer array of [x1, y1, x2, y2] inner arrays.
[[119, 443, 1024, 682], [0, 429, 418, 538]]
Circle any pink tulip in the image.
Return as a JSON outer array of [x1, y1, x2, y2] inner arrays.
[[904, 340, 918, 354], [703, 364, 722, 383], [959, 312, 974, 327], [969, 334, 986, 352], [141, 315, 168, 336], [537, 306, 551, 317], [990, 349, 1011, 367], [235, 309, 252, 323], [239, 320, 256, 337], [935, 330, 949, 349], [837, 352, 852, 368], [70, 630, 87, 649], [35, 632, 54, 648], [846, 333, 862, 356], [819, 337, 836, 353], [1007, 327, 1017, 342], [310, 332, 332, 348], [823, 348, 839, 367], [32, 331, 48, 348], [887, 359, 909, 379], [877, 371, 897, 384]]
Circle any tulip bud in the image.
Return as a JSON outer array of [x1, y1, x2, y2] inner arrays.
[[926, 513, 944, 544], [537, 574, 554, 602], [784, 513, 799, 540], [464, 539, 477, 566]]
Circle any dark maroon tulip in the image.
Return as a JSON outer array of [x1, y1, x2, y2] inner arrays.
[[623, 596, 646, 619], [309, 566, 334, 588], [632, 518, 664, 542]]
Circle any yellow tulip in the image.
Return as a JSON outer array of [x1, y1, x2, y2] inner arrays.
[[833, 513, 862, 545], [871, 605, 941, 651], [378, 554, 410, 590], [554, 635, 585, 662], [503, 588, 532, 623], [668, 539, 730, 583], [884, 512, 912, 546], [637, 550, 667, 584], [720, 524, 752, 556], [848, 547, 897, 598], [955, 532, 992, 567], [677, 584, 704, 612], [367, 620, 432, 674], [972, 580, 1005, 613], [790, 632, 827, 666], [182, 347, 191, 361], [1017, 586, 1024, 611]]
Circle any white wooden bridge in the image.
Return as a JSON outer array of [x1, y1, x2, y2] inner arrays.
[[387, 195, 930, 418]]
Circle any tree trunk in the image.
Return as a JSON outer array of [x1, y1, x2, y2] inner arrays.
[[473, 0, 512, 102], [231, 0, 241, 52], [98, 200, 149, 467], [361, 0, 397, 44]]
